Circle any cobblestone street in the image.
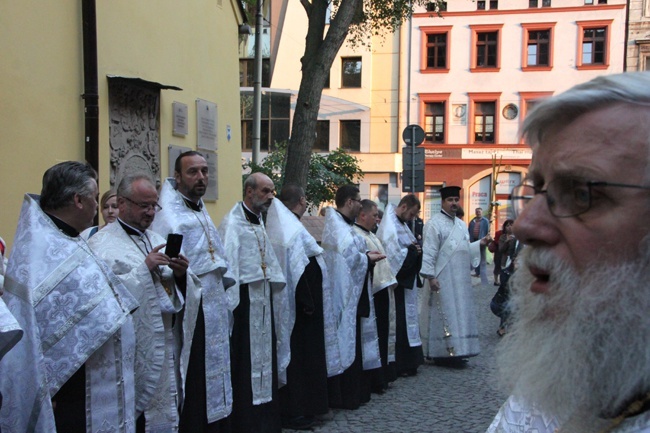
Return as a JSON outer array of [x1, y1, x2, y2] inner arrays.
[[285, 278, 507, 433]]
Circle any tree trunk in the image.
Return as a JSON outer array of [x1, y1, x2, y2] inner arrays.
[[284, 0, 362, 189]]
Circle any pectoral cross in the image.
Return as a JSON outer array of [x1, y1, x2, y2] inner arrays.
[[162, 282, 173, 296], [208, 242, 215, 262], [261, 262, 267, 279]]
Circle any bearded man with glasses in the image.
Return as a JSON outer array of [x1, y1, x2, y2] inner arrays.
[[487, 72, 650, 433]]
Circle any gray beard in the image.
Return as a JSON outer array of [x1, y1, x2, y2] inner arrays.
[[496, 237, 650, 426]]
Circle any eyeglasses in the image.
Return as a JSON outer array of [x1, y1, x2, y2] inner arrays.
[[123, 196, 162, 212], [511, 177, 650, 218], [350, 198, 362, 204]]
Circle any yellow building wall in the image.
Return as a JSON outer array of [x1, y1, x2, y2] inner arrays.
[[0, 0, 244, 252]]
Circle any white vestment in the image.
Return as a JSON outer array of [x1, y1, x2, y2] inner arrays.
[[420, 211, 481, 358], [376, 203, 422, 348], [0, 194, 138, 433], [218, 202, 286, 405], [0, 237, 22, 361], [90, 222, 184, 432], [265, 198, 338, 382], [0, 299, 21, 361], [487, 395, 650, 433], [320, 208, 369, 375], [151, 178, 235, 422], [353, 225, 393, 370]]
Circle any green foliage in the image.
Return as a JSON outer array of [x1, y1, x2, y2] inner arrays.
[[243, 142, 364, 212], [331, 0, 444, 49]]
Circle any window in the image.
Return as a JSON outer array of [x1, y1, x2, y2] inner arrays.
[[341, 57, 362, 88], [528, 31, 550, 65], [468, 92, 500, 144], [542, 0, 551, 6], [529, 0, 538, 7], [582, 28, 606, 64], [598, 0, 607, 3], [420, 26, 452, 72], [419, 93, 450, 144], [645, 55, 650, 71], [340, 120, 361, 151], [240, 92, 290, 151], [576, 20, 611, 69], [426, 1, 447, 12], [522, 23, 555, 70], [474, 102, 495, 143], [477, 32, 498, 67], [314, 120, 330, 151], [239, 59, 270, 87], [477, 0, 498, 9], [519, 91, 553, 142], [471, 25, 502, 71], [425, 103, 445, 143]]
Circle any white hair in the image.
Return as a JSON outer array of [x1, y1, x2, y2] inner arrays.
[[496, 236, 650, 426]]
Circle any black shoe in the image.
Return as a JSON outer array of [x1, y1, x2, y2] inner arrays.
[[494, 282, 500, 286], [282, 416, 317, 430]]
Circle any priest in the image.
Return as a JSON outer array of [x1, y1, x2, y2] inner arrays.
[[89, 173, 188, 432], [353, 199, 396, 394], [321, 185, 385, 410], [0, 161, 139, 433], [266, 185, 332, 430], [420, 186, 488, 362], [376, 195, 423, 377], [218, 172, 286, 433], [151, 151, 235, 432]]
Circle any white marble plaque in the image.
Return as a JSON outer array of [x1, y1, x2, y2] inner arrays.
[[197, 99, 218, 151]]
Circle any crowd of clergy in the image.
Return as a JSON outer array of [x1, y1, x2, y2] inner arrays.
[[0, 151, 488, 433]]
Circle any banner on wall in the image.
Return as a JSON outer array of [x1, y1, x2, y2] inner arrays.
[[468, 176, 491, 212], [496, 172, 521, 195]]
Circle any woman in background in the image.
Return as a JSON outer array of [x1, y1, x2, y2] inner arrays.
[[81, 190, 119, 239]]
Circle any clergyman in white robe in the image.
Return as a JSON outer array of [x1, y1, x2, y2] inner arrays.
[[420, 210, 481, 359], [151, 178, 235, 425], [0, 194, 139, 433], [218, 202, 286, 431], [90, 220, 185, 432]]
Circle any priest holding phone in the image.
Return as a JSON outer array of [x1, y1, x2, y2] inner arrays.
[[152, 151, 237, 433], [88, 173, 190, 432]]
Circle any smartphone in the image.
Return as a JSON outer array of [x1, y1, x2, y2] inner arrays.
[[165, 233, 183, 258]]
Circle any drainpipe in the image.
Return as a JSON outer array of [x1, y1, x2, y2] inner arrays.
[[82, 0, 99, 173], [623, 0, 630, 70]]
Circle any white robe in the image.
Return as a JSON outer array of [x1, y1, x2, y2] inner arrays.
[[320, 208, 369, 375], [488, 395, 650, 433], [265, 198, 338, 382], [151, 178, 235, 422], [353, 225, 393, 370], [218, 202, 286, 405], [89, 222, 184, 432], [0, 299, 21, 361], [420, 211, 481, 358], [0, 194, 138, 433], [376, 203, 422, 348]]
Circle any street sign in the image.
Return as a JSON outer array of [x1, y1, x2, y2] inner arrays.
[[402, 170, 425, 193], [402, 146, 425, 171], [402, 124, 425, 146]]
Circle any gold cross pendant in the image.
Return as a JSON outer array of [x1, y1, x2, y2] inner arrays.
[[261, 262, 267, 279], [208, 245, 215, 262]]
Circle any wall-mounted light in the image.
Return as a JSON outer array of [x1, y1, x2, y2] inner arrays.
[[239, 23, 252, 35]]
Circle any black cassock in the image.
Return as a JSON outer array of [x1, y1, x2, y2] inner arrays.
[[279, 256, 329, 420]]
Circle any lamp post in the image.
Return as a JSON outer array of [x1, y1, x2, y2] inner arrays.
[[251, 0, 263, 164]]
